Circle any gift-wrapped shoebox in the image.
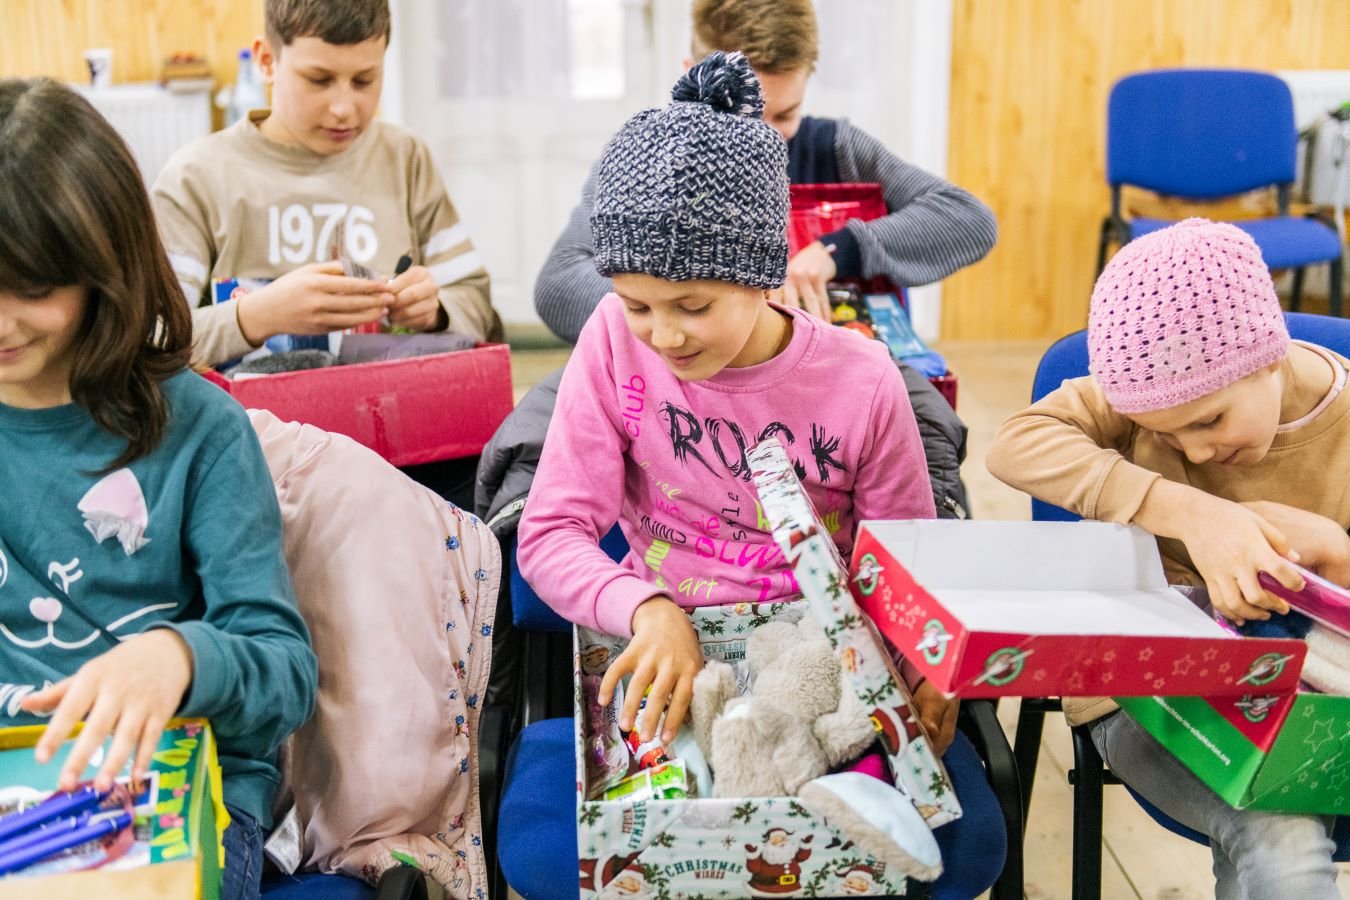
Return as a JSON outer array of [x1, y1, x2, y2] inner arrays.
[[0, 719, 225, 899], [570, 440, 957, 898], [1118, 571, 1350, 814], [849, 520, 1305, 699]]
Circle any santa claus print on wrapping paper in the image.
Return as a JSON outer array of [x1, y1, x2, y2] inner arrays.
[[78, 469, 151, 556], [745, 828, 813, 895]]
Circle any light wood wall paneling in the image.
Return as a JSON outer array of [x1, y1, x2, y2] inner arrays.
[[0, 0, 262, 93], [946, 0, 1350, 342]]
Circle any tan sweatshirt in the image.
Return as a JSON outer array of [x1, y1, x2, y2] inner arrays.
[[987, 344, 1350, 724], [152, 113, 501, 366]]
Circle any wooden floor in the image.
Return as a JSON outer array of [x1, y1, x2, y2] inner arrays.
[[508, 339, 1350, 899]]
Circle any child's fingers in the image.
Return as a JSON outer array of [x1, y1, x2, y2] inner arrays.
[[662, 677, 693, 744], [34, 678, 92, 764], [1214, 578, 1268, 624], [58, 697, 118, 791], [1256, 519, 1295, 563], [20, 678, 70, 714], [1239, 568, 1290, 617], [598, 653, 634, 706], [133, 714, 168, 782], [387, 266, 431, 294], [640, 670, 677, 743], [315, 273, 392, 295], [97, 710, 145, 792], [619, 664, 655, 733], [780, 280, 801, 310]]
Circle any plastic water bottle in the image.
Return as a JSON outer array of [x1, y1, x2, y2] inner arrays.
[[226, 49, 267, 126]]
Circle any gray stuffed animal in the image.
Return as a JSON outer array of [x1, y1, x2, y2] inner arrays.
[[690, 617, 877, 797]]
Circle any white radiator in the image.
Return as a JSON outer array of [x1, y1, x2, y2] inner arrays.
[[73, 83, 212, 187]]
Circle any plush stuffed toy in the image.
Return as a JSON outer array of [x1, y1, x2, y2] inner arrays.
[[690, 616, 944, 881], [691, 617, 876, 797]]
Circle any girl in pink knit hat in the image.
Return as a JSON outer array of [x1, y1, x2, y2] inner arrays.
[[989, 217, 1348, 898]]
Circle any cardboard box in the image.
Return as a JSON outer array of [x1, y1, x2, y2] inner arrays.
[[574, 606, 919, 899], [851, 520, 1306, 699], [212, 343, 513, 466], [1117, 692, 1350, 814], [570, 440, 957, 898], [0, 719, 225, 899]]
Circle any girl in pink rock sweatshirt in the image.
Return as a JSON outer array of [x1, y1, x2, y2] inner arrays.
[[518, 53, 939, 750]]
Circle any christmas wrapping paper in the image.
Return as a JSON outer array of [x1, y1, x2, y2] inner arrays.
[[575, 605, 916, 898], [571, 433, 967, 898]]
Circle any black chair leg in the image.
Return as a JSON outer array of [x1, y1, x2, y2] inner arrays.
[[476, 702, 511, 900], [1013, 699, 1047, 827], [1330, 257, 1344, 319], [1070, 726, 1105, 900], [1290, 266, 1306, 312], [1095, 218, 1114, 277], [957, 700, 1024, 900]]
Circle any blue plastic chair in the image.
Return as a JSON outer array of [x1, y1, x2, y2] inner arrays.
[[489, 529, 1020, 899], [1012, 312, 1350, 899], [1098, 69, 1344, 317]]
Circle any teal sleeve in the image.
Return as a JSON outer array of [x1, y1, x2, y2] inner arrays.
[[169, 413, 317, 760]]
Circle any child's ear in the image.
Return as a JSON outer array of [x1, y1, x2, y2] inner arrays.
[[254, 36, 277, 83], [681, 56, 695, 73]]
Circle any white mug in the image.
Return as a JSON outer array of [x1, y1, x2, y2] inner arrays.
[[82, 48, 112, 89]]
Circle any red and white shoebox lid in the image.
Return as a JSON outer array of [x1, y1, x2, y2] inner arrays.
[[850, 520, 1306, 699]]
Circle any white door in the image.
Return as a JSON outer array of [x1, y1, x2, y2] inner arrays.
[[386, 0, 951, 338]]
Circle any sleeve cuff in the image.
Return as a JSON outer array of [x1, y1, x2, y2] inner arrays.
[[158, 621, 225, 716], [594, 575, 661, 639], [819, 227, 863, 279]]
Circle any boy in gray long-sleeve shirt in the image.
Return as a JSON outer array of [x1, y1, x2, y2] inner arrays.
[[535, 0, 997, 344]]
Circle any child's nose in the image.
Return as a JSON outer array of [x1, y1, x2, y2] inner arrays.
[[1178, 435, 1216, 465], [650, 319, 684, 350]]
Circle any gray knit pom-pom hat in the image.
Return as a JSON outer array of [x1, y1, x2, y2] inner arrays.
[[591, 51, 790, 288]]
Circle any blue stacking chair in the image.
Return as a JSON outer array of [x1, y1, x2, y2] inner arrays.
[[1098, 69, 1344, 317], [487, 527, 1023, 899], [1012, 312, 1350, 900]]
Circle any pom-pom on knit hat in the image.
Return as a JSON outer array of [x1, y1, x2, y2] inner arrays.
[[591, 51, 789, 288], [1088, 218, 1289, 414]]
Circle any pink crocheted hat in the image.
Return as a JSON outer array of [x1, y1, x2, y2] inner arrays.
[[1088, 218, 1289, 414]]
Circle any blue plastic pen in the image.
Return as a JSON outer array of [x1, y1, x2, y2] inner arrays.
[[0, 813, 89, 858], [0, 787, 105, 843], [0, 809, 132, 876]]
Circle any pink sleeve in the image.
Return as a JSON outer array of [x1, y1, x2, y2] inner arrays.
[[516, 313, 657, 638], [853, 362, 937, 689], [851, 362, 937, 526]]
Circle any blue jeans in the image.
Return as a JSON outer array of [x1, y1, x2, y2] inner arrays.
[[221, 806, 264, 900], [1091, 710, 1339, 900], [930, 729, 1007, 900]]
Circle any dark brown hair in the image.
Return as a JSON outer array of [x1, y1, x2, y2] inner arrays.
[[691, 0, 819, 74], [266, 0, 392, 49], [0, 78, 192, 469]]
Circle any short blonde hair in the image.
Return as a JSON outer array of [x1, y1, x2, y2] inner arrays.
[[690, 0, 818, 74]]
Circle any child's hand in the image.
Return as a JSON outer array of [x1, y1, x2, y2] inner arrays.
[[910, 680, 959, 756], [1242, 501, 1350, 587], [239, 261, 392, 343], [386, 266, 441, 332], [20, 629, 193, 793], [780, 241, 836, 322], [599, 596, 702, 744], [1173, 492, 1303, 625]]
